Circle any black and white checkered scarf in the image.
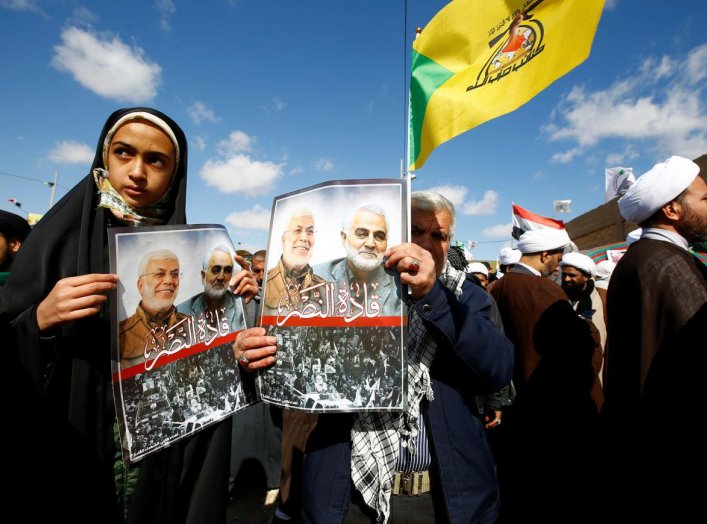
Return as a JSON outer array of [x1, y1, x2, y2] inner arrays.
[[350, 260, 466, 523]]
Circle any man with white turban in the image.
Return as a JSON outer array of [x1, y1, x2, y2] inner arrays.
[[604, 155, 707, 520], [496, 246, 521, 279], [560, 252, 606, 390], [594, 260, 615, 290], [488, 227, 601, 522], [467, 261, 490, 288]]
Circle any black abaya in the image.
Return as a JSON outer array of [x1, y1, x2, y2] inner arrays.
[[0, 108, 231, 523]]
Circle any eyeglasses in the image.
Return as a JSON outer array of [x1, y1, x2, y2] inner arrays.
[[285, 227, 315, 238], [139, 270, 182, 280]]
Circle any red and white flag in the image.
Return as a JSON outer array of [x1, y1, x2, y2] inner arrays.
[[512, 204, 565, 240]]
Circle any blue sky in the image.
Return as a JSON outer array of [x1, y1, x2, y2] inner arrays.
[[1, 0, 705, 261]]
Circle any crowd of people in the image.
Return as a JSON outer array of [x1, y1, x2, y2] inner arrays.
[[260, 325, 404, 410], [0, 107, 704, 524]]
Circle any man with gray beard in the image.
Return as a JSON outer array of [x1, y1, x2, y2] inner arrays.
[[177, 244, 247, 334], [315, 204, 401, 317]]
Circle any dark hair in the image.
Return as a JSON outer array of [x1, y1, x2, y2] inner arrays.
[[0, 211, 31, 241], [693, 154, 706, 180], [639, 185, 689, 228]]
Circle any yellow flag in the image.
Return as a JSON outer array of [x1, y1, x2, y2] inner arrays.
[[409, 0, 605, 170]]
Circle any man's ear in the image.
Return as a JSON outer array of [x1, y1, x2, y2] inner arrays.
[[8, 238, 21, 254], [662, 200, 682, 222], [340, 231, 347, 247]]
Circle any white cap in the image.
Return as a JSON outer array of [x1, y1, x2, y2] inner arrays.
[[594, 260, 616, 289], [498, 247, 521, 265], [559, 252, 596, 277], [467, 262, 489, 277], [517, 228, 571, 254], [618, 156, 699, 224]]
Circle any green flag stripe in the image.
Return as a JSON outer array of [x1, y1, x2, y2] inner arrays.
[[409, 50, 455, 168]]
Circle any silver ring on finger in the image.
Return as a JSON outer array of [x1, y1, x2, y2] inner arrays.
[[238, 351, 250, 365]]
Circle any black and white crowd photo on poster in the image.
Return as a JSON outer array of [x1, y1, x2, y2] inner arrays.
[[259, 325, 404, 410], [258, 179, 407, 412], [109, 224, 255, 462], [119, 346, 253, 458]]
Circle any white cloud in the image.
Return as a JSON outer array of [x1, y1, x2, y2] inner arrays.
[[426, 184, 468, 207], [262, 96, 288, 115], [289, 166, 304, 176], [48, 141, 94, 164], [225, 205, 272, 231], [551, 148, 582, 164], [482, 222, 512, 239], [605, 145, 639, 166], [200, 154, 283, 196], [462, 190, 499, 216], [156, 0, 176, 31], [187, 101, 220, 125], [70, 6, 98, 24], [201, 130, 283, 196], [644, 56, 675, 80], [192, 136, 207, 151], [314, 158, 334, 172], [545, 43, 707, 161], [273, 97, 287, 112], [217, 130, 253, 155], [604, 0, 619, 10], [0, 0, 46, 16], [52, 27, 161, 103], [686, 44, 707, 84]]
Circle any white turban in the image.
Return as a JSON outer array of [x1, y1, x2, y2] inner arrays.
[[594, 260, 616, 289], [618, 156, 699, 224], [467, 262, 489, 277], [517, 228, 571, 254], [559, 252, 596, 277], [498, 247, 521, 265]]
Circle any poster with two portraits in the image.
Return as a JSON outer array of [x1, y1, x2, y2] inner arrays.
[[258, 179, 407, 411], [109, 178, 406, 463]]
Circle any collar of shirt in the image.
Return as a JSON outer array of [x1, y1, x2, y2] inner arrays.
[[641, 228, 689, 251], [515, 262, 541, 276]]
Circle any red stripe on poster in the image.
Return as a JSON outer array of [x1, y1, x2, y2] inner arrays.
[[260, 315, 407, 328], [113, 330, 241, 382]]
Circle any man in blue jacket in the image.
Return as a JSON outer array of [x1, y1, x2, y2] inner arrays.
[[299, 191, 514, 523]]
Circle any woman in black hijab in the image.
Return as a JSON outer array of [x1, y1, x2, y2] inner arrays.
[[0, 108, 232, 523]]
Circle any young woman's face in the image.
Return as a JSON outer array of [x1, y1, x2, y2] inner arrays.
[[106, 121, 176, 207]]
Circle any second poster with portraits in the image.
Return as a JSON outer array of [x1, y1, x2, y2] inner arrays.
[[109, 225, 256, 463], [258, 179, 407, 412]]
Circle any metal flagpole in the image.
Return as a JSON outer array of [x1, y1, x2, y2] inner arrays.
[[47, 169, 58, 207]]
